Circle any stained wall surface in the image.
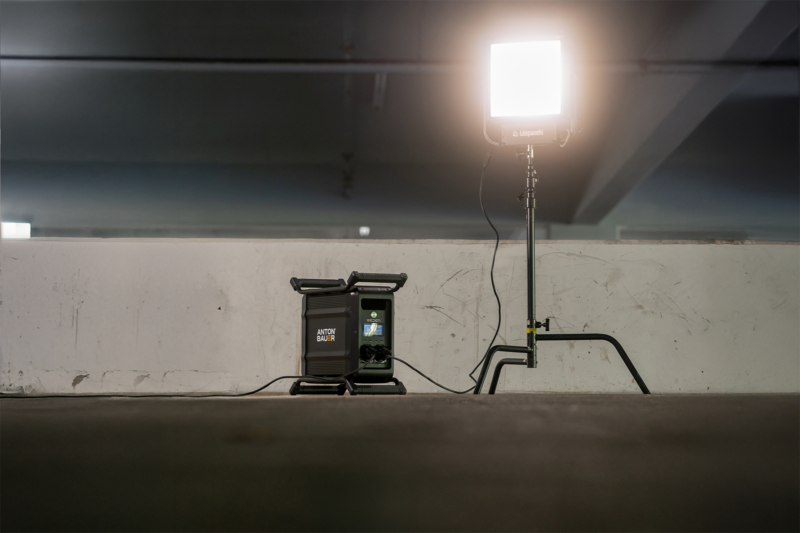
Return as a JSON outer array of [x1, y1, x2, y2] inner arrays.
[[1, 239, 797, 394]]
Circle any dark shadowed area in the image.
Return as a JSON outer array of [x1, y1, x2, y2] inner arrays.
[[0, 1, 797, 240], [2, 394, 798, 531]]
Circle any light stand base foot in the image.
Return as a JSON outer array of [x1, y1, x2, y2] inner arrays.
[[477, 333, 650, 395]]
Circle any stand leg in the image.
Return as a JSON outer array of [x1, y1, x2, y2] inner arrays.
[[488, 358, 526, 394], [473, 345, 530, 394], [477, 335, 651, 395], [537, 334, 650, 394]]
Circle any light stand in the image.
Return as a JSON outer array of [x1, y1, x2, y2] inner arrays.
[[474, 38, 650, 394], [471, 144, 541, 393], [472, 146, 650, 395]]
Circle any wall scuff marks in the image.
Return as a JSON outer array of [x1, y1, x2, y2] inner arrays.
[[1, 239, 798, 394]]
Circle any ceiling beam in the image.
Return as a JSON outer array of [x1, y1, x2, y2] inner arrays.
[[572, 0, 799, 224], [1, 56, 795, 75]]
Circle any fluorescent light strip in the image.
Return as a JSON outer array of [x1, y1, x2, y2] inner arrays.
[[1, 222, 31, 239]]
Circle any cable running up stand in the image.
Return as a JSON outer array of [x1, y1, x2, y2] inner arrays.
[[473, 145, 650, 395]]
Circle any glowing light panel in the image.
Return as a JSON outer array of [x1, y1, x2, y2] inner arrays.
[[490, 40, 562, 118], [1, 222, 31, 239]]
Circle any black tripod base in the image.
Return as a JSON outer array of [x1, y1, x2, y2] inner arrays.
[[289, 377, 406, 396], [475, 333, 651, 395]]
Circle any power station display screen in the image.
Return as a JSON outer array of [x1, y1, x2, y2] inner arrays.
[[363, 323, 384, 337]]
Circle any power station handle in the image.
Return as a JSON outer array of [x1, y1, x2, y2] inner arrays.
[[346, 272, 408, 293], [290, 278, 345, 291], [290, 272, 408, 294], [348, 272, 407, 285]]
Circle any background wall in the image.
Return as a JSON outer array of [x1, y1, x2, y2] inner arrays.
[[1, 239, 797, 395]]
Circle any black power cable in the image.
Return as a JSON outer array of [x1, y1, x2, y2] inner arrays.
[[384, 149, 500, 394], [389, 356, 474, 394], [469, 149, 501, 385], [387, 149, 500, 395]]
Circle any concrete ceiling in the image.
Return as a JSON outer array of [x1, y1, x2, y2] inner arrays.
[[0, 0, 797, 238]]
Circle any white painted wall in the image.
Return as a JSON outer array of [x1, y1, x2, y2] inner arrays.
[[1, 239, 797, 395]]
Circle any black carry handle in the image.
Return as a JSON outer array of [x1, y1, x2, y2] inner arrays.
[[291, 272, 407, 294], [346, 272, 407, 288], [290, 278, 345, 292]]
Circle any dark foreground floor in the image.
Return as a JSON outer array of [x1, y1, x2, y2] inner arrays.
[[1, 394, 798, 532]]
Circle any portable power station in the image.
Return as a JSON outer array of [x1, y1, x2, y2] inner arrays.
[[289, 272, 408, 395]]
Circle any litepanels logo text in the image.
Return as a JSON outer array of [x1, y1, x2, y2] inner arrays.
[[316, 328, 336, 342], [512, 130, 544, 137]]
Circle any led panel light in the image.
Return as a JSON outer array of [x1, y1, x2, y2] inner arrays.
[[490, 40, 562, 118], [1, 222, 31, 239]]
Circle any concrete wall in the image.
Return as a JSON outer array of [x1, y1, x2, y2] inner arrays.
[[1, 239, 797, 395]]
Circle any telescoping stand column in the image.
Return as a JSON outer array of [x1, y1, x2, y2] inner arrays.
[[472, 145, 650, 395]]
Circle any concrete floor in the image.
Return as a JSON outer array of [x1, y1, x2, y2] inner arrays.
[[1, 394, 798, 532]]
